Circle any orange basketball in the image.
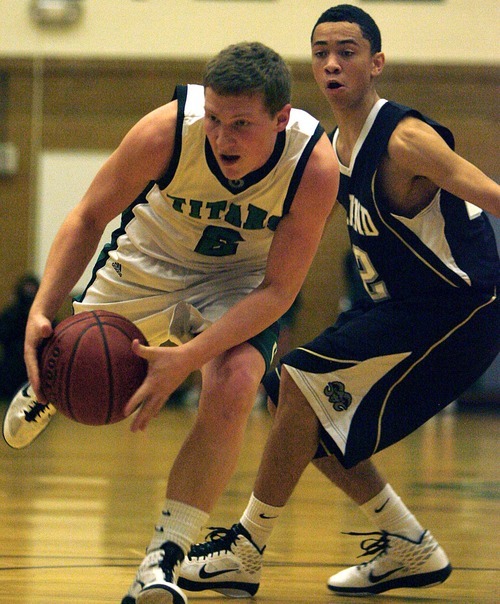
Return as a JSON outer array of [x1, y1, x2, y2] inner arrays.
[[39, 310, 148, 425]]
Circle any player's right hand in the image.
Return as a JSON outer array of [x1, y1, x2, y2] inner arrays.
[[24, 312, 54, 404]]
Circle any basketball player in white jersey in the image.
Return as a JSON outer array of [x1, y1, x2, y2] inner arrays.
[[2, 42, 339, 604], [177, 6, 500, 600]]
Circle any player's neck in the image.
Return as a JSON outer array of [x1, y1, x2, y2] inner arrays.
[[333, 91, 380, 162]]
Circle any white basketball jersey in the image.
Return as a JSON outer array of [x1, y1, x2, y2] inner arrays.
[[123, 84, 323, 273]]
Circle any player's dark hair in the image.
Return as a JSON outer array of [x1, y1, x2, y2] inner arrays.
[[203, 41, 291, 116], [311, 4, 382, 54]]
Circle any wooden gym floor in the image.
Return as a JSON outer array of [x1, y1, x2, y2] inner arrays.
[[0, 399, 498, 603]]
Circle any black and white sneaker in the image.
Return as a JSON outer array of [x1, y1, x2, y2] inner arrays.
[[327, 529, 452, 596], [122, 541, 186, 604], [178, 524, 263, 597], [2, 383, 56, 449]]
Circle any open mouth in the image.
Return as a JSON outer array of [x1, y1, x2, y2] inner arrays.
[[220, 154, 240, 165], [327, 81, 343, 90]]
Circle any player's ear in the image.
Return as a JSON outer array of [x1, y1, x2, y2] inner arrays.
[[276, 104, 291, 131], [371, 52, 385, 78]]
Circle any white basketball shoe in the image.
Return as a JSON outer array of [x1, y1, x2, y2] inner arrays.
[[2, 383, 56, 449], [178, 523, 263, 597], [327, 529, 452, 596]]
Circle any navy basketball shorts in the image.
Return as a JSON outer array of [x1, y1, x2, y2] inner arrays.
[[264, 289, 499, 469]]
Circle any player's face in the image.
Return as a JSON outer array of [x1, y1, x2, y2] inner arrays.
[[204, 87, 290, 180], [311, 21, 383, 109]]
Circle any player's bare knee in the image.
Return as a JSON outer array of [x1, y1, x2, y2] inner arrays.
[[220, 367, 259, 407], [202, 371, 258, 426]]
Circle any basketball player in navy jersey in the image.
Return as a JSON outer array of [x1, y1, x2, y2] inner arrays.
[[2, 42, 338, 604], [177, 5, 500, 599]]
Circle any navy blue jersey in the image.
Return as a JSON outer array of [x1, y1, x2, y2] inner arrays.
[[265, 100, 499, 469], [332, 100, 499, 300]]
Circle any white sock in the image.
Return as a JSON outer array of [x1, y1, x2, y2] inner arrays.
[[360, 484, 424, 541], [240, 493, 282, 550], [148, 499, 209, 555]]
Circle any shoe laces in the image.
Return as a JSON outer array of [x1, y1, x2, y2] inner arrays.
[[343, 531, 391, 567], [187, 524, 242, 559], [24, 401, 51, 423]]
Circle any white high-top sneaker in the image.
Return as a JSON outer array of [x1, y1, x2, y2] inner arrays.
[[178, 524, 263, 598], [122, 541, 186, 604], [328, 529, 452, 596], [3, 383, 56, 449]]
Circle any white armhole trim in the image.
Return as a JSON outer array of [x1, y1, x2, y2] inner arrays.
[[465, 201, 483, 220]]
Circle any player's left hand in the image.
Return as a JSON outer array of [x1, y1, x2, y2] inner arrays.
[[124, 339, 194, 431]]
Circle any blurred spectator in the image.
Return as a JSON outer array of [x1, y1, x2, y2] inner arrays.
[[0, 274, 40, 399]]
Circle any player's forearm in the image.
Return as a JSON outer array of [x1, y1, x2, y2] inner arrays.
[[180, 283, 295, 371]]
